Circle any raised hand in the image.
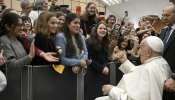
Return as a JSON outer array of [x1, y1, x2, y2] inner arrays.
[[114, 50, 127, 63]]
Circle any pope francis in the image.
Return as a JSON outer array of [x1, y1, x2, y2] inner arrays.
[[95, 36, 172, 100]]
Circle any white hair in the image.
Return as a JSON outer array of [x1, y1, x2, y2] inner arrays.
[[20, 0, 31, 9]]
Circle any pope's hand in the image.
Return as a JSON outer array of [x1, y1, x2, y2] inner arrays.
[[114, 50, 127, 63], [102, 85, 114, 95], [164, 78, 175, 92]]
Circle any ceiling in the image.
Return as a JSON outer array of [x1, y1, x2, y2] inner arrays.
[[101, 0, 173, 20]]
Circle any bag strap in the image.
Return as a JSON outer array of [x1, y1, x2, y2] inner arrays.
[[84, 22, 88, 37]]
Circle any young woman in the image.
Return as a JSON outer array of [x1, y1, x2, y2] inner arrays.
[[106, 15, 116, 29], [55, 13, 88, 72], [0, 13, 35, 100], [80, 2, 100, 37], [54, 13, 88, 99], [32, 12, 60, 65], [111, 36, 131, 61], [21, 16, 32, 36], [55, 11, 65, 32], [114, 23, 121, 30], [85, 22, 109, 100], [108, 29, 121, 61]]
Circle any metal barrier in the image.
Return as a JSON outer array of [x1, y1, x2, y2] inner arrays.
[[0, 62, 123, 100]]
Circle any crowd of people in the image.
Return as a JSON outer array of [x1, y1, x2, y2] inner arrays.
[[0, 0, 174, 100]]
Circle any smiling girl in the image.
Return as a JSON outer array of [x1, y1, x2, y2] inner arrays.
[[32, 12, 60, 65], [85, 21, 109, 100], [80, 2, 100, 38]]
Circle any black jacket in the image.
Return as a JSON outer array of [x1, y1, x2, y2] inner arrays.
[[32, 33, 60, 65]]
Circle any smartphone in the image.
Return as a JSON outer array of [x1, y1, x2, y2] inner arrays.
[[125, 11, 128, 16], [60, 5, 69, 14]]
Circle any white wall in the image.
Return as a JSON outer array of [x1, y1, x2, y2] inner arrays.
[[106, 6, 122, 23]]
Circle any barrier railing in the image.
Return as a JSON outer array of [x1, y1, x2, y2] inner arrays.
[[0, 62, 123, 100]]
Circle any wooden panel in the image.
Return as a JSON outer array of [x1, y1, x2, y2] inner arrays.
[[93, 0, 99, 6], [71, 1, 79, 10], [64, 0, 71, 7], [30, 0, 35, 3], [80, 3, 86, 11], [73, 0, 79, 2], [80, 0, 86, 3], [12, 0, 21, 11], [96, 6, 99, 12], [87, 0, 92, 3], [99, 7, 105, 12], [4, 0, 11, 8], [56, 0, 63, 5], [99, 2, 105, 7], [71, 9, 76, 13]]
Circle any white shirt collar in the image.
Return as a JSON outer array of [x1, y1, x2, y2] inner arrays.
[[170, 24, 175, 30], [143, 56, 162, 64]]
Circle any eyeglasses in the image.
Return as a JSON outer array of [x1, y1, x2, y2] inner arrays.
[[24, 6, 32, 9], [16, 23, 24, 28]]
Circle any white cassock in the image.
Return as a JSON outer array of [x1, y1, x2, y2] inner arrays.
[[95, 56, 172, 100]]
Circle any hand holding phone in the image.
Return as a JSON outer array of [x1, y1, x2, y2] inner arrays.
[[60, 5, 70, 14], [125, 11, 128, 17]]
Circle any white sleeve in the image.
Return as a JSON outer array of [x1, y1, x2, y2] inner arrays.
[[0, 70, 7, 92], [109, 87, 127, 100], [119, 60, 137, 74]]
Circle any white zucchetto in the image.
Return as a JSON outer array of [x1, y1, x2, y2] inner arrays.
[[145, 36, 164, 53]]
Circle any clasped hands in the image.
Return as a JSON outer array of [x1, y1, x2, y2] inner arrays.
[[102, 84, 114, 95], [72, 59, 92, 74], [164, 78, 175, 92], [113, 49, 127, 63]]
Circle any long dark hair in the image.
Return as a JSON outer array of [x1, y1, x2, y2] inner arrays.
[[21, 16, 32, 30], [118, 36, 132, 50], [0, 13, 21, 37], [62, 13, 83, 57], [105, 15, 116, 24], [87, 21, 109, 52]]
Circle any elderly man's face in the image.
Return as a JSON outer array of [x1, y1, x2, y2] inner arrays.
[[162, 7, 175, 27], [169, 0, 175, 5], [138, 39, 150, 63], [23, 4, 32, 16]]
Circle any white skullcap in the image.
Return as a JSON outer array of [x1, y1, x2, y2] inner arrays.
[[145, 36, 164, 53]]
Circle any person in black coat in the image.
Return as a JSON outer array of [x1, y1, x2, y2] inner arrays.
[[80, 2, 100, 38], [159, 6, 175, 100], [85, 22, 110, 100], [32, 12, 60, 65]]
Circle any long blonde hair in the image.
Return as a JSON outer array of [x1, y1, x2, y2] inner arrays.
[[81, 2, 99, 22]]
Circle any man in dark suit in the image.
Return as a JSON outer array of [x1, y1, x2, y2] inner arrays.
[[159, 6, 175, 100]]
